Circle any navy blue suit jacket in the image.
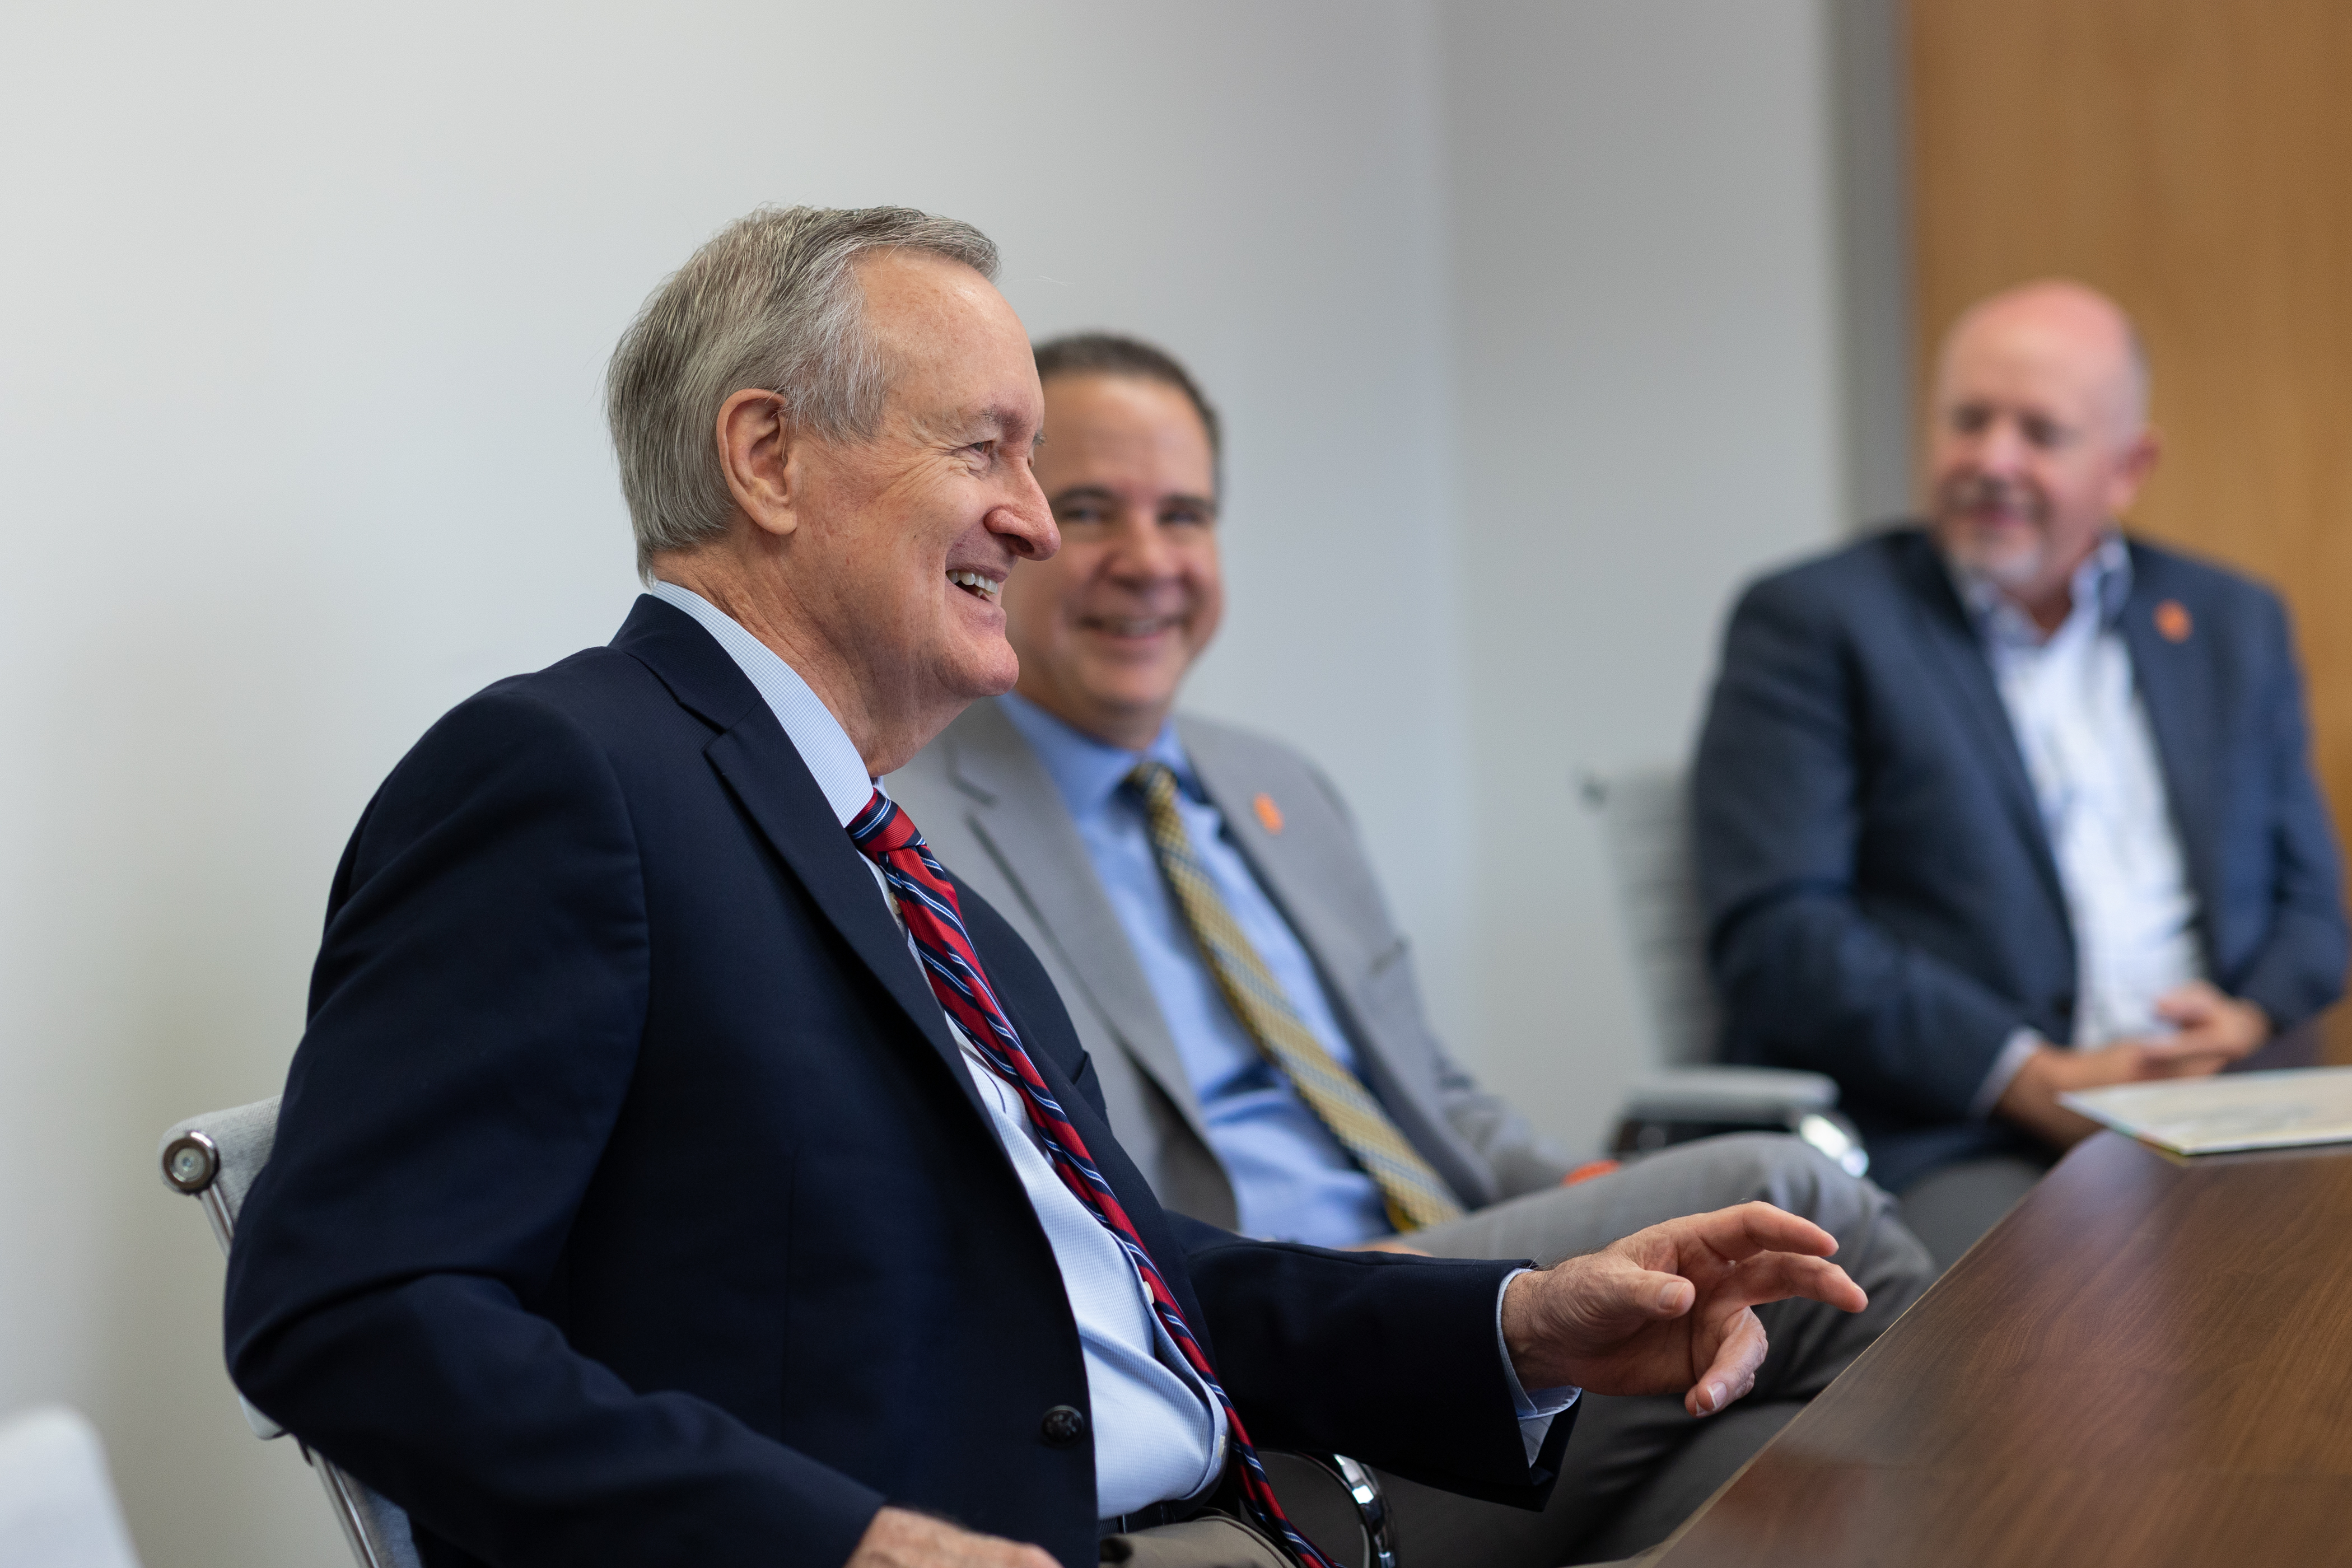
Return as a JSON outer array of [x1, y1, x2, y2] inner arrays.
[[223, 598, 1567, 1568], [1693, 529, 2346, 1189]]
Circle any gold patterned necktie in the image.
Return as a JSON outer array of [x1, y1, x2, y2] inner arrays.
[[1126, 761, 1466, 1233]]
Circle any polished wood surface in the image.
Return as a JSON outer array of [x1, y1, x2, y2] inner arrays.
[[1909, 1, 2352, 1062], [1655, 1132, 2352, 1565]]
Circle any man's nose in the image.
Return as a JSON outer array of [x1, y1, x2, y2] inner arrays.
[[1975, 416, 2031, 474], [991, 470, 1059, 562], [1104, 515, 1179, 581]]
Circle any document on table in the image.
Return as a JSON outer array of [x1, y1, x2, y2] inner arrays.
[[2060, 1066, 2352, 1155]]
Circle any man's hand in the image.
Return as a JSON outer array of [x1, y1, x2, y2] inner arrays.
[[847, 1506, 1056, 1568], [2146, 980, 2270, 1068], [1499, 1202, 1866, 1419], [1996, 987, 2269, 1150]]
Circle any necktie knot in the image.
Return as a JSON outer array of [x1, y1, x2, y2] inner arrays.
[[848, 791, 923, 861], [1126, 759, 1179, 809]]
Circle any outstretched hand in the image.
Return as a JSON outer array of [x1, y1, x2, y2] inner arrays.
[[1500, 1202, 1867, 1418]]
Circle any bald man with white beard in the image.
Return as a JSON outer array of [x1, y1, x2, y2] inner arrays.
[[1695, 281, 2348, 1267]]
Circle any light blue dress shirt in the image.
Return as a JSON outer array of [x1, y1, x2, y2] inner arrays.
[[1953, 536, 2206, 1114], [647, 583, 1224, 1516], [998, 693, 1395, 1248], [995, 695, 1574, 1450]]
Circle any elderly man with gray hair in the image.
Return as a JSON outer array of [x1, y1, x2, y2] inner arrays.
[[223, 205, 1870, 1568]]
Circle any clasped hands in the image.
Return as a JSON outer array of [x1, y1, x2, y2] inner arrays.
[[1996, 979, 2270, 1149]]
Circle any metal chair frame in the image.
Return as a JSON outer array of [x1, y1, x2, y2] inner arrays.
[[160, 1111, 419, 1568]]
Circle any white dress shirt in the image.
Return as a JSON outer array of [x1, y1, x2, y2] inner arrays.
[[1956, 537, 2205, 1114]]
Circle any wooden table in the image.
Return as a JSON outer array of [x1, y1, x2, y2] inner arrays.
[[1653, 1132, 2352, 1566]]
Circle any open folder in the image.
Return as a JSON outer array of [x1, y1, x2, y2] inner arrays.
[[2060, 1066, 2352, 1155]]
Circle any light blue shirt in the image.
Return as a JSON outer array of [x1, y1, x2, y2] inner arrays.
[[648, 583, 1224, 1516], [995, 694, 1574, 1449], [1953, 538, 2205, 1114], [998, 693, 1396, 1248]]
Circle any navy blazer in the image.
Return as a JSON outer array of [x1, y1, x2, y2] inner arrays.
[[224, 598, 1566, 1568], [1693, 529, 2346, 1188]]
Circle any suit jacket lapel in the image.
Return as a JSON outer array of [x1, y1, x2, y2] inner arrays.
[[2120, 548, 2223, 955], [612, 598, 986, 1119], [1891, 537, 2073, 920], [1180, 721, 1495, 1210], [941, 703, 1221, 1150]]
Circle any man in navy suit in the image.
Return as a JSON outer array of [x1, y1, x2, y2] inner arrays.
[[1695, 279, 2347, 1268], [224, 206, 1869, 1568]]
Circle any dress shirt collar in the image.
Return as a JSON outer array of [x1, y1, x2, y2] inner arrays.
[[1948, 529, 2133, 650], [997, 692, 1198, 816], [645, 580, 878, 827]]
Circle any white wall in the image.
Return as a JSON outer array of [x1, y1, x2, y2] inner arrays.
[[1438, 0, 1849, 1150], [0, 4, 1855, 1564]]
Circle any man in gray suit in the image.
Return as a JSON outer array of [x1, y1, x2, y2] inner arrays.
[[887, 333, 1934, 1565]]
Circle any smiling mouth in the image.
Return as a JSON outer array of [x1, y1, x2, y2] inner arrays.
[[948, 570, 1002, 603], [1082, 615, 1181, 638]]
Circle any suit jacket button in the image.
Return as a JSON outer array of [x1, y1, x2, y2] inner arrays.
[[1040, 1405, 1086, 1446]]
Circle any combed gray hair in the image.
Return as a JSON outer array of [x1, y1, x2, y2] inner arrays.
[[605, 205, 1000, 573]]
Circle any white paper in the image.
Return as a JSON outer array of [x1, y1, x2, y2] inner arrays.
[[2059, 1066, 2352, 1155]]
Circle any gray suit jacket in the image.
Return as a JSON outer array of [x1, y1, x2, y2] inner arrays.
[[886, 699, 1571, 1229]]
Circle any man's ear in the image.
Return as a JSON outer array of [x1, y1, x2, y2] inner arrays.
[[2108, 424, 2162, 515], [716, 388, 802, 540]]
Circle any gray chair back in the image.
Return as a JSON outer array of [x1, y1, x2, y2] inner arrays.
[[1580, 767, 1721, 1068], [158, 1099, 421, 1568], [0, 1406, 143, 1568]]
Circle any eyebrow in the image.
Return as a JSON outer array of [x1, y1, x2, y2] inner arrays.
[[927, 404, 1038, 446], [1049, 484, 1220, 514], [973, 404, 1037, 437]]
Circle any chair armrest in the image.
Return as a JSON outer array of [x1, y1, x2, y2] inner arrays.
[[1612, 1068, 1868, 1178], [1255, 1452, 1395, 1568], [1618, 1066, 1840, 1122]]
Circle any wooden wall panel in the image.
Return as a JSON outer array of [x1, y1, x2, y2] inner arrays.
[[1911, 0, 2352, 1061]]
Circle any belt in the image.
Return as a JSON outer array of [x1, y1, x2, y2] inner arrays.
[[1099, 1496, 1206, 1537]]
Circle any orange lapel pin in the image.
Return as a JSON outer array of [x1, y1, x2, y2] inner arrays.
[[2154, 599, 2193, 643], [1252, 792, 1285, 834]]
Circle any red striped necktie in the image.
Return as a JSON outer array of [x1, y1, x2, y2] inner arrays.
[[848, 791, 1329, 1567]]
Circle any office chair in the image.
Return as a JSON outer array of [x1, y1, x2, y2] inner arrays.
[[1580, 767, 1867, 1177], [160, 1097, 1396, 1568], [158, 1100, 420, 1568], [0, 1406, 145, 1568]]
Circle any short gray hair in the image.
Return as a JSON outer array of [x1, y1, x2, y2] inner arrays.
[[605, 205, 1000, 573]]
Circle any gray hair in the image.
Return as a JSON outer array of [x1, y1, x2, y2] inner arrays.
[[605, 205, 1000, 573]]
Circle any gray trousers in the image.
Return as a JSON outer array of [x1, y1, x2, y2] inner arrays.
[[1368, 1133, 1935, 1567], [1894, 1150, 2053, 1272]]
